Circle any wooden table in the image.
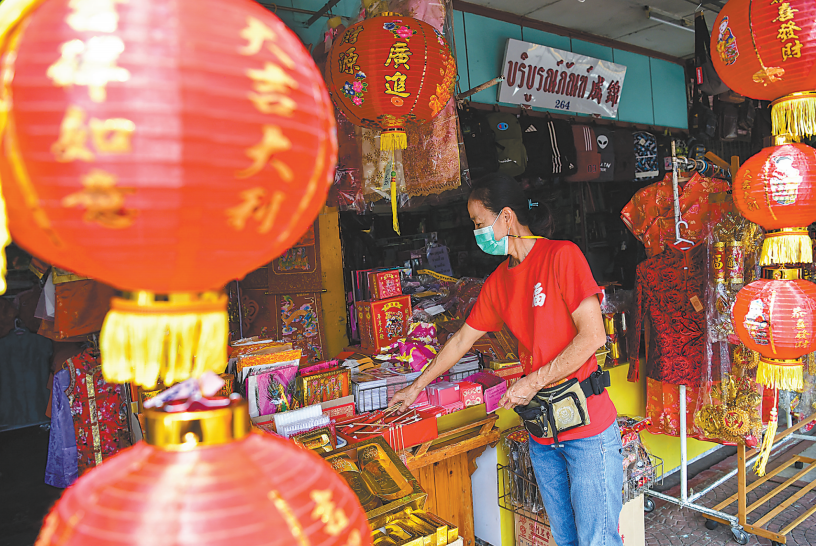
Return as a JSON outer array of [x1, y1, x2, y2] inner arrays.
[[402, 415, 501, 546]]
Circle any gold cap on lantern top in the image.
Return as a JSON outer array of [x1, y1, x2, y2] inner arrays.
[[144, 397, 250, 450], [761, 266, 802, 280]]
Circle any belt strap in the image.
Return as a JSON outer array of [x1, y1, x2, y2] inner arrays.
[[580, 367, 610, 399]]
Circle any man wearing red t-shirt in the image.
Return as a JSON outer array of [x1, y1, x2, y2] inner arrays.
[[390, 174, 623, 546]]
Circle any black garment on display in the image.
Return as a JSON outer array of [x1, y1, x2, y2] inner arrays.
[[458, 105, 499, 179], [539, 118, 577, 178], [694, 11, 729, 96], [520, 113, 552, 178], [595, 126, 615, 182], [612, 128, 636, 181], [0, 326, 53, 431], [486, 111, 527, 177]]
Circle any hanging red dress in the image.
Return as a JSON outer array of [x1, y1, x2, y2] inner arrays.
[[628, 243, 713, 438], [622, 172, 730, 439], [621, 172, 730, 258]]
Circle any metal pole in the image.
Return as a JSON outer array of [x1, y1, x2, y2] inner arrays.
[[680, 384, 688, 503], [786, 396, 793, 429]]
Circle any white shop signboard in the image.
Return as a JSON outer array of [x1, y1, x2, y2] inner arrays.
[[497, 38, 627, 118]]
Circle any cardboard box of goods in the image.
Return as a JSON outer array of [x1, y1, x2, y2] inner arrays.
[[464, 372, 507, 413], [515, 514, 556, 546], [368, 269, 403, 300], [357, 295, 412, 352]]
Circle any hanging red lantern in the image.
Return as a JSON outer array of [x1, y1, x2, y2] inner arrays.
[[35, 398, 372, 546], [0, 0, 336, 387], [0, 184, 8, 295], [325, 12, 455, 235], [711, 0, 816, 139], [326, 13, 455, 151], [732, 143, 816, 265], [732, 268, 816, 392]]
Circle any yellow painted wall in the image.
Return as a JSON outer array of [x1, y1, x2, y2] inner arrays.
[[606, 364, 717, 473], [318, 206, 349, 357]]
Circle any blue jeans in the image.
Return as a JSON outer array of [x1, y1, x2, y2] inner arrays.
[[528, 421, 624, 546]]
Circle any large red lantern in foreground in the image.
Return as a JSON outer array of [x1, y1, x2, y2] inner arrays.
[[0, 0, 337, 387], [326, 13, 456, 151], [732, 143, 816, 265], [36, 399, 372, 546], [732, 269, 816, 392], [711, 0, 816, 138], [0, 186, 8, 295]]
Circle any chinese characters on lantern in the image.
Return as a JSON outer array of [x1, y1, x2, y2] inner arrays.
[[48, 0, 136, 228], [47, 36, 130, 103], [226, 186, 286, 234], [310, 489, 362, 545], [792, 307, 810, 349], [382, 21, 414, 105], [62, 169, 136, 229], [772, 2, 803, 61], [52, 105, 135, 161], [739, 169, 761, 212], [234, 16, 298, 234]]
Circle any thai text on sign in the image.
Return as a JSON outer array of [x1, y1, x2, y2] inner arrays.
[[497, 39, 628, 118]]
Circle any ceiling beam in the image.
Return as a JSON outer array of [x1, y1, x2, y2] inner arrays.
[[452, 0, 686, 65]]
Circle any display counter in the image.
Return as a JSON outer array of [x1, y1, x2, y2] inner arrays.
[[405, 414, 501, 546]]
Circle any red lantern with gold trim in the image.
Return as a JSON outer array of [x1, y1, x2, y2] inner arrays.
[[325, 13, 456, 151], [711, 0, 816, 139], [325, 12, 454, 235], [732, 143, 816, 265], [732, 268, 816, 392], [0, 0, 337, 387], [35, 398, 372, 546]]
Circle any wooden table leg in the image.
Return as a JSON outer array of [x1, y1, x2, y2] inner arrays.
[[413, 452, 477, 546]]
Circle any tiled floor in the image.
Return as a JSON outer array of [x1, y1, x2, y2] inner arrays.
[[645, 434, 816, 546]]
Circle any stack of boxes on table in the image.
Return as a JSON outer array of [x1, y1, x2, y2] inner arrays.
[[130, 268, 519, 544]]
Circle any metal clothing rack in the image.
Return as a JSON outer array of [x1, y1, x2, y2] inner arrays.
[[642, 142, 754, 543]]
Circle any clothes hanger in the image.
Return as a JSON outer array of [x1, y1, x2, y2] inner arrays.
[[13, 318, 26, 335], [671, 141, 694, 247]]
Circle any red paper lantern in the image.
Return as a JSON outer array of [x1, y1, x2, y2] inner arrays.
[[0, 0, 336, 386], [732, 269, 816, 391], [325, 13, 456, 151], [732, 143, 816, 265], [711, 0, 816, 138], [35, 399, 372, 546]]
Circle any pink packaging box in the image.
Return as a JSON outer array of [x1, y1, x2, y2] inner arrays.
[[464, 372, 507, 413], [457, 380, 484, 408], [439, 400, 464, 415], [409, 390, 430, 408], [427, 381, 459, 407]]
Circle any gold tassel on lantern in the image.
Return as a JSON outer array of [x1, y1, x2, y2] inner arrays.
[[760, 228, 813, 266], [771, 92, 816, 142], [386, 148, 401, 236], [380, 128, 408, 151], [100, 291, 228, 388], [756, 357, 804, 392]]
